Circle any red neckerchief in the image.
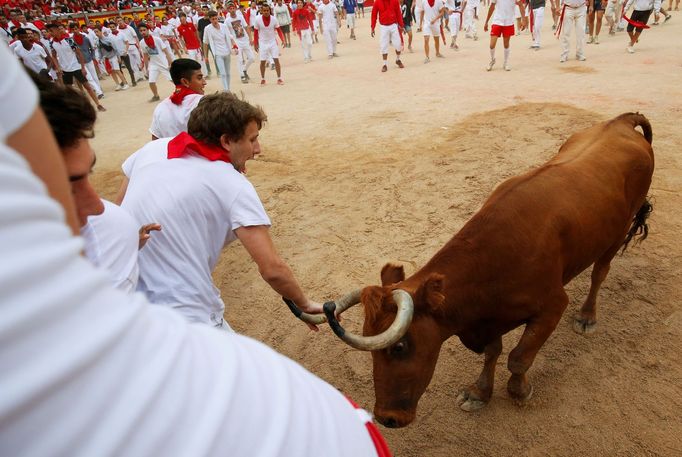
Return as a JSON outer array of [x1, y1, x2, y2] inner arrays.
[[427, 0, 435, 6], [170, 85, 200, 105], [262, 15, 271, 27], [167, 132, 231, 163], [11, 19, 20, 29], [72, 32, 84, 45], [52, 33, 69, 43], [111, 29, 119, 35], [143, 35, 156, 48]]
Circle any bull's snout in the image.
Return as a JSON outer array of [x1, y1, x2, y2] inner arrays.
[[374, 408, 415, 428]]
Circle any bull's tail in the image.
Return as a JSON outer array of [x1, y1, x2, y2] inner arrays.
[[621, 198, 653, 254], [614, 112, 653, 144]]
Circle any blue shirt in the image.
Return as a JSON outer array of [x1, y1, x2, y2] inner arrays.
[[343, 0, 358, 13]]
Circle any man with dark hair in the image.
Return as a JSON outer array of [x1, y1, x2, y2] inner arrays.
[[11, 28, 51, 78], [203, 10, 235, 91], [137, 22, 175, 102], [147, 58, 206, 140], [119, 92, 323, 330], [68, 22, 104, 100], [46, 23, 106, 111], [29, 72, 153, 292]]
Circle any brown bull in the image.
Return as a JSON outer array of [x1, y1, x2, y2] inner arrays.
[[299, 113, 654, 428]]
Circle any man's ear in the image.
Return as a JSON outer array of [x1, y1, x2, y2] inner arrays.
[[219, 134, 231, 151]]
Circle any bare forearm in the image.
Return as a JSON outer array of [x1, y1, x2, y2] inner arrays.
[[259, 261, 307, 306]]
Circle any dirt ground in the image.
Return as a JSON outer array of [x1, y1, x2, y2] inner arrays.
[[91, 10, 682, 457]]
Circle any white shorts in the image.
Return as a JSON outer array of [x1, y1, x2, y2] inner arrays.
[[379, 23, 402, 54], [259, 41, 280, 61], [422, 22, 440, 37], [106, 56, 120, 71], [346, 13, 355, 28], [148, 64, 171, 83]]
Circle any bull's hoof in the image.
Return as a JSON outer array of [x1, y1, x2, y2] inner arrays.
[[510, 385, 534, 405], [456, 389, 488, 412], [573, 317, 597, 334]]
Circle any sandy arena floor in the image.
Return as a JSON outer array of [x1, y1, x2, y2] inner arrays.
[[91, 10, 682, 457]]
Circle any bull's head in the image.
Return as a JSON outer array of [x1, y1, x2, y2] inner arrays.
[[322, 264, 447, 428]]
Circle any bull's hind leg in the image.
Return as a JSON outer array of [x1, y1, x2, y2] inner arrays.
[[507, 291, 568, 402], [573, 246, 620, 334], [456, 337, 502, 412]]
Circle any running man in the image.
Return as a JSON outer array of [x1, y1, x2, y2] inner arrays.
[[253, 3, 285, 85], [138, 23, 175, 102]]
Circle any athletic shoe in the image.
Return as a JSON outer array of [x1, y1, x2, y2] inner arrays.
[[382, 65, 388, 72], [577, 55, 586, 61], [587, 35, 594, 44], [132, 81, 137, 87], [594, 35, 600, 44], [486, 58, 496, 71], [121, 84, 129, 90], [424, 57, 430, 64], [97, 93, 104, 99], [396, 60, 404, 68], [241, 76, 248, 83], [559, 56, 567, 62], [149, 95, 160, 102], [436, 53, 445, 58], [115, 85, 122, 91], [277, 78, 284, 85], [328, 54, 334, 59], [626, 45, 635, 53], [332, 53, 339, 57], [504, 63, 511, 71]]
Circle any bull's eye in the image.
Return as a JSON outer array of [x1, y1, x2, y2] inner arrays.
[[391, 340, 408, 355]]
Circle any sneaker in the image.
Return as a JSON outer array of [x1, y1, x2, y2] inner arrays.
[[408, 45, 413, 53], [241, 76, 248, 83], [626, 45, 635, 53], [453, 44, 459, 50], [486, 58, 496, 71], [132, 81, 137, 87], [97, 93, 104, 99], [396, 59, 404, 68], [328, 54, 334, 59], [664, 14, 672, 22], [121, 84, 129, 90], [559, 56, 567, 62], [149, 95, 160, 102], [261, 79, 266, 85], [587, 35, 594, 44], [594, 35, 600, 44], [381, 64, 388, 72], [277, 78, 284, 85], [450, 42, 456, 48], [115, 85, 122, 91], [530, 44, 539, 49], [577, 55, 586, 61], [97, 105, 106, 112], [424, 57, 430, 63], [435, 53, 444, 58], [504, 63, 511, 71]]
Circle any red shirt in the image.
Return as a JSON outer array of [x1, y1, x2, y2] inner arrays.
[[177, 22, 200, 50], [371, 0, 404, 29], [291, 7, 313, 31]]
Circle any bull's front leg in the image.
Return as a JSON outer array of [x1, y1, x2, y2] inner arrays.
[[573, 256, 613, 334], [456, 336, 502, 412], [507, 291, 568, 403]]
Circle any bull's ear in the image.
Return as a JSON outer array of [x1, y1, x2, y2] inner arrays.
[[381, 263, 405, 286], [415, 273, 445, 313]]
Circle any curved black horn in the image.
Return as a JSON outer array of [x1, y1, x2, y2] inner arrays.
[[324, 289, 414, 351], [283, 289, 362, 325]]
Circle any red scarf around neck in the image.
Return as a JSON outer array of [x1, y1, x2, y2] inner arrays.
[[72, 32, 84, 45], [427, 0, 435, 6], [118, 23, 128, 30], [53, 33, 69, 43], [170, 85, 201, 105], [111, 29, 119, 35], [262, 15, 271, 27], [167, 132, 231, 163], [143, 35, 156, 48]]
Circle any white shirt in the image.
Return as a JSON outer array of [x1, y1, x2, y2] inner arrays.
[[149, 94, 203, 139], [202, 22, 234, 56], [253, 15, 281, 44], [318, 2, 338, 27], [227, 15, 251, 48], [108, 30, 128, 55], [160, 23, 176, 38], [51, 37, 81, 72], [274, 3, 292, 25], [623, 0, 660, 11], [118, 24, 139, 47], [168, 16, 181, 29], [121, 138, 271, 326], [140, 35, 170, 67], [491, 0, 518, 25], [80, 199, 140, 294], [13, 42, 48, 73], [421, 0, 445, 23]]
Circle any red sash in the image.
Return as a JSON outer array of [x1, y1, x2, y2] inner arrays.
[[621, 3, 650, 29]]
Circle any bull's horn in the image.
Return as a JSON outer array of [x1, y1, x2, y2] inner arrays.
[[323, 289, 414, 351], [283, 289, 362, 325]]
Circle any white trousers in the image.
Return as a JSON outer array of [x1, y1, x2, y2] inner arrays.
[[560, 5, 587, 59], [187, 48, 208, 75], [84, 60, 103, 96], [237, 46, 255, 74], [606, 0, 627, 28], [127, 45, 144, 80], [379, 23, 402, 54], [449, 12, 462, 37], [323, 25, 338, 55], [214, 54, 231, 91], [463, 5, 477, 36], [300, 29, 313, 60], [532, 7, 545, 46]]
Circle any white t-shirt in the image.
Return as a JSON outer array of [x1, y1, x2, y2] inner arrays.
[[121, 138, 272, 326], [51, 37, 81, 72], [318, 2, 338, 27], [140, 36, 170, 68], [149, 94, 203, 139], [119, 24, 139, 47], [227, 15, 251, 49], [160, 24, 176, 38], [202, 22, 234, 56], [108, 30, 128, 55], [491, 0, 517, 26], [421, 0, 445, 23], [80, 199, 140, 294], [253, 15, 281, 44], [13, 42, 48, 73], [169, 16, 181, 29]]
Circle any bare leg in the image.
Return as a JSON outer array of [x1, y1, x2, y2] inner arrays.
[[456, 337, 503, 411], [434, 37, 442, 56], [507, 291, 568, 402], [274, 58, 281, 78], [149, 82, 159, 98], [424, 35, 430, 59], [259, 60, 266, 79]]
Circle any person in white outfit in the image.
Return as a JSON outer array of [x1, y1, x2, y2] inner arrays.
[[116, 16, 145, 82], [203, 10, 235, 91], [138, 23, 176, 102], [253, 4, 285, 85], [529, 0, 546, 48], [419, 0, 446, 62], [446, 0, 466, 49], [556, 0, 590, 62], [463, 0, 481, 39], [318, 0, 341, 57], [226, 2, 256, 83]]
